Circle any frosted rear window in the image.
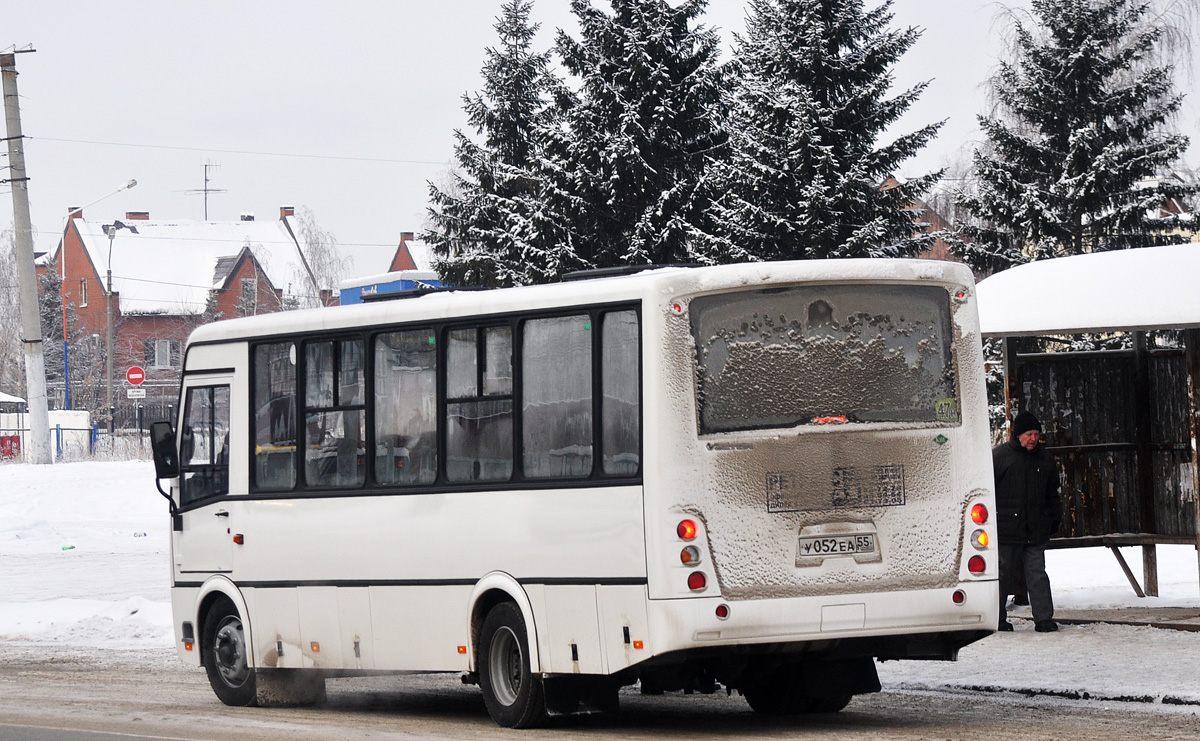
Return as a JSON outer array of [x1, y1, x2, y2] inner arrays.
[[691, 284, 958, 433]]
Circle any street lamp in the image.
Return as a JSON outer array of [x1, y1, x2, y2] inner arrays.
[[61, 179, 137, 410], [103, 219, 139, 435]]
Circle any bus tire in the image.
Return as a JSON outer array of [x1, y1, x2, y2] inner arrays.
[[478, 602, 547, 728], [742, 665, 812, 715], [203, 596, 257, 707], [806, 693, 852, 713]]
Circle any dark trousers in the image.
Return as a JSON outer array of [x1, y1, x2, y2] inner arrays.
[[998, 542, 1054, 624]]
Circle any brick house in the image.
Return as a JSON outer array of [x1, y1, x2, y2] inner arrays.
[[43, 206, 319, 424]]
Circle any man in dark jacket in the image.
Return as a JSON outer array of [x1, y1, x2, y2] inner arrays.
[[994, 410, 1062, 633]]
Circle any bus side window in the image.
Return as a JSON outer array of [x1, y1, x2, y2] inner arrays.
[[179, 385, 230, 506], [253, 342, 297, 491], [601, 310, 640, 475], [304, 339, 367, 488], [522, 315, 593, 478], [373, 329, 438, 485], [446, 326, 513, 483]]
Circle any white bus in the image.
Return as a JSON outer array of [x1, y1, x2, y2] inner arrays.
[[149, 260, 998, 728]]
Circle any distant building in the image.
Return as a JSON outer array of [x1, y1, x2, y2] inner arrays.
[[39, 205, 323, 420], [881, 176, 962, 262]]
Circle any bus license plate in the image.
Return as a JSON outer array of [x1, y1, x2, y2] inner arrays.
[[797, 533, 876, 558]]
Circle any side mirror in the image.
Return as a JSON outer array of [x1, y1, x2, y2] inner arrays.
[[150, 420, 179, 479]]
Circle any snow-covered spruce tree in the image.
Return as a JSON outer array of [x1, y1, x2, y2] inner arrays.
[[709, 0, 943, 261], [956, 0, 1194, 270], [547, 0, 729, 269], [424, 0, 565, 287]]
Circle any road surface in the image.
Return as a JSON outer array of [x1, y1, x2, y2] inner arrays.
[[1, 644, 1197, 740]]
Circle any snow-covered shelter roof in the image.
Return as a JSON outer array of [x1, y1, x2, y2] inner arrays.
[[977, 243, 1200, 336], [0, 391, 25, 404], [73, 217, 315, 316]]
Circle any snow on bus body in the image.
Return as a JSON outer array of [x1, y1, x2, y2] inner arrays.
[[336, 270, 443, 305], [164, 258, 995, 720]]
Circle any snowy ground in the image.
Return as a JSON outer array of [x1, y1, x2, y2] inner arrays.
[[2, 460, 1198, 710]]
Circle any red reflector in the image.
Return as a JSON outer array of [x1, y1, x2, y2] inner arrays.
[[687, 571, 707, 591], [232, 533, 244, 545], [715, 604, 730, 619], [677, 519, 698, 540], [952, 590, 966, 605], [812, 415, 848, 424], [968, 555, 986, 574], [970, 503, 988, 525], [457, 645, 467, 654]]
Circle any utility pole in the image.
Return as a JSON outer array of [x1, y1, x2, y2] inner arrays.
[[2, 48, 51, 464]]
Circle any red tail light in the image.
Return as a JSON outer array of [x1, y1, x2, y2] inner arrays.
[[687, 571, 707, 591], [970, 503, 989, 524], [677, 519, 698, 540], [968, 555, 986, 574]]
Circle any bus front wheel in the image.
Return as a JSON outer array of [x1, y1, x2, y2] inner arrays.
[[203, 597, 257, 706], [478, 602, 547, 728]]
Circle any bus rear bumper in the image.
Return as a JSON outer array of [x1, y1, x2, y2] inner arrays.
[[645, 580, 999, 660]]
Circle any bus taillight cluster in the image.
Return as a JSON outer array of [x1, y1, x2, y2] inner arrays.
[[966, 502, 991, 577], [677, 519, 709, 592]]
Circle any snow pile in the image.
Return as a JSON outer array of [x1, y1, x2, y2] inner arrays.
[[0, 597, 172, 648], [1, 460, 1198, 707], [1, 460, 174, 648]]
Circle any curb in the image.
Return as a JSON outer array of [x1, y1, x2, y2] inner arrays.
[[953, 683, 1200, 707]]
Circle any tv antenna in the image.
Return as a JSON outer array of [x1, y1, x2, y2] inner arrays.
[[184, 161, 228, 220]]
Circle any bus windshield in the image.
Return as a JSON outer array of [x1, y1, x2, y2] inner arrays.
[[691, 284, 957, 433]]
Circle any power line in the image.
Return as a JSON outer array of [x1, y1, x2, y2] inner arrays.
[[29, 135, 448, 167], [23, 225, 399, 249]]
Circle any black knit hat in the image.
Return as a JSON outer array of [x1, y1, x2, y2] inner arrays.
[[1012, 410, 1042, 437]]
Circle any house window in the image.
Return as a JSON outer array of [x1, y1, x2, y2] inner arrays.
[[240, 278, 258, 315], [144, 339, 182, 369], [80, 279, 88, 307]]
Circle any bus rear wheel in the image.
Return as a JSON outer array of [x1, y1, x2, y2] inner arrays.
[[478, 602, 547, 728], [203, 597, 257, 706], [742, 669, 813, 715]]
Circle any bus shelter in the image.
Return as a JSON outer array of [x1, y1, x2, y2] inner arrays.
[[976, 244, 1200, 596]]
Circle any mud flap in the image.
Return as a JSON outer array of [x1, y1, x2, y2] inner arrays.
[[254, 669, 327, 706], [543, 675, 620, 716], [806, 656, 880, 698]]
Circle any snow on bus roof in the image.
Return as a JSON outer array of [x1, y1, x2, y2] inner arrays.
[[977, 243, 1200, 337], [186, 259, 975, 346]]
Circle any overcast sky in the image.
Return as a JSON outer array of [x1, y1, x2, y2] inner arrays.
[[5, 1, 1198, 275]]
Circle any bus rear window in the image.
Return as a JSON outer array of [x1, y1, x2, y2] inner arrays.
[[691, 284, 958, 434]]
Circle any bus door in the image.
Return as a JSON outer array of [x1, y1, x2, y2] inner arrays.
[[174, 377, 235, 575]]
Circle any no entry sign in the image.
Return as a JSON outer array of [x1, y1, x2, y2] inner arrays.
[[126, 366, 146, 386]]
